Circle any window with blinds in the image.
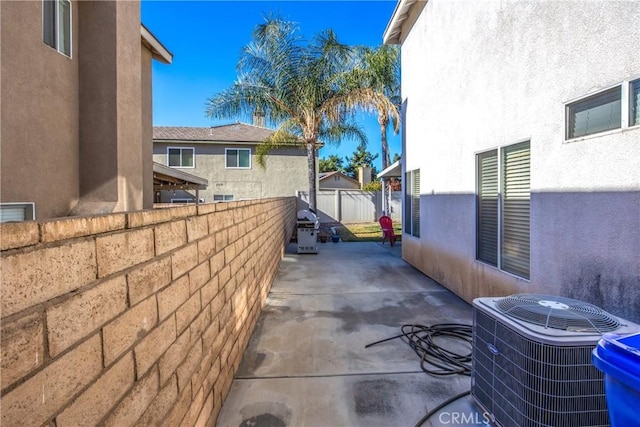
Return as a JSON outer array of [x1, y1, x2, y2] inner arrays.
[[476, 150, 498, 266], [567, 87, 621, 139], [476, 142, 530, 279], [631, 79, 640, 127], [404, 169, 420, 237], [0, 203, 35, 223], [501, 142, 530, 279], [566, 78, 640, 139]]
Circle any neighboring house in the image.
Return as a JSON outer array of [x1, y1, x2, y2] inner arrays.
[[384, 0, 640, 322], [153, 124, 310, 203], [0, 0, 172, 221], [319, 171, 361, 190]]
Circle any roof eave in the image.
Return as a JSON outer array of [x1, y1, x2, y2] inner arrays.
[[141, 24, 173, 64], [383, 0, 428, 45]]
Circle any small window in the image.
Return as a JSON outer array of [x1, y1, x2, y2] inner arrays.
[[43, 0, 71, 57], [167, 147, 195, 168], [225, 148, 251, 169], [213, 195, 234, 202], [567, 87, 621, 139], [631, 79, 640, 127], [1, 203, 36, 223]]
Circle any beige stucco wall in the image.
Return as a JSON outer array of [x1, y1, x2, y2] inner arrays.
[[76, 1, 143, 213], [399, 0, 640, 321], [1, 0, 81, 219], [153, 143, 309, 203], [0, 198, 296, 426], [141, 44, 154, 209], [1, 1, 153, 220]]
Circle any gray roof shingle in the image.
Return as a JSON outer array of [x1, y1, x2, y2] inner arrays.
[[153, 123, 275, 143]]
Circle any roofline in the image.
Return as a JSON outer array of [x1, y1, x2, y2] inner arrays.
[[378, 159, 402, 179], [319, 171, 361, 186], [141, 24, 173, 64], [153, 162, 208, 186], [154, 139, 265, 146], [383, 0, 428, 45]]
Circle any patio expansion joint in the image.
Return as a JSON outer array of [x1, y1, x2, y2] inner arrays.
[[270, 289, 454, 296], [233, 370, 425, 381]]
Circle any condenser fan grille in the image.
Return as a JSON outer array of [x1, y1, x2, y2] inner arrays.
[[495, 294, 620, 333]]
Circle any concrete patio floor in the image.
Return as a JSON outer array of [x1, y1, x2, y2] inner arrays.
[[216, 241, 485, 427]]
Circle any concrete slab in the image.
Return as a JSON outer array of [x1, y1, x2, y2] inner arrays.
[[216, 242, 483, 427]]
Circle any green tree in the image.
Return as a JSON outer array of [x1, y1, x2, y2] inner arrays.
[[354, 45, 401, 170], [205, 16, 399, 212], [319, 154, 345, 173], [344, 142, 379, 180]]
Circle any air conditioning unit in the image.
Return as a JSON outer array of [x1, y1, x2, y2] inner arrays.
[[472, 294, 639, 427]]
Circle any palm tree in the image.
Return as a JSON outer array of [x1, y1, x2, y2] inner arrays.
[[357, 45, 401, 171], [205, 16, 399, 213]]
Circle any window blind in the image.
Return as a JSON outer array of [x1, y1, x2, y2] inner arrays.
[[501, 142, 530, 279], [404, 169, 420, 237], [568, 87, 621, 138], [631, 80, 640, 126], [404, 171, 412, 235], [412, 169, 420, 238], [476, 150, 498, 266]]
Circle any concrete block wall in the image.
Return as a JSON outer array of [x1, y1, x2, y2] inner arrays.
[[0, 197, 296, 426]]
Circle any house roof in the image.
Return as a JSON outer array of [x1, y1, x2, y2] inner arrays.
[[141, 24, 172, 64], [319, 171, 361, 187], [154, 123, 276, 144], [383, 0, 428, 45]]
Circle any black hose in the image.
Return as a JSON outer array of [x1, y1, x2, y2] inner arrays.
[[366, 323, 475, 426], [413, 390, 472, 427], [365, 323, 473, 376]]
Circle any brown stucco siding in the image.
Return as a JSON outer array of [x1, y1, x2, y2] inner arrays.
[[141, 44, 154, 208], [1, 1, 80, 219]]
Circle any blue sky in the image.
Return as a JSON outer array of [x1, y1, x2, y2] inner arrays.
[[141, 0, 401, 171]]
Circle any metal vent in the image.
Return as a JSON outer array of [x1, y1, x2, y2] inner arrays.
[[496, 293, 620, 333]]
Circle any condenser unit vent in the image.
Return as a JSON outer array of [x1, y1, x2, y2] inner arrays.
[[472, 294, 639, 427], [495, 293, 620, 333]]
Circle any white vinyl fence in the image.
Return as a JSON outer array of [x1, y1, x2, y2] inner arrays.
[[298, 190, 402, 223]]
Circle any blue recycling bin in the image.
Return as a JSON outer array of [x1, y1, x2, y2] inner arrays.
[[592, 332, 640, 427]]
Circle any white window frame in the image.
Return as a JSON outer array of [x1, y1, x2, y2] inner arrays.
[[476, 140, 531, 280], [167, 147, 195, 168], [225, 148, 251, 169], [565, 78, 640, 141], [43, 0, 72, 58], [213, 194, 234, 202], [0, 202, 36, 223]]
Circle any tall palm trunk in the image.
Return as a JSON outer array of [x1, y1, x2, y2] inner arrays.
[[306, 142, 317, 213], [379, 115, 390, 170]]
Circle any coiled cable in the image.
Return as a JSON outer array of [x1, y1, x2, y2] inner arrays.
[[365, 323, 473, 376], [366, 323, 475, 426]]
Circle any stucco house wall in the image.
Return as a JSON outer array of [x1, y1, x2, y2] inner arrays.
[[153, 126, 309, 203], [1, 0, 81, 219], [392, 0, 640, 322], [0, 1, 170, 220]]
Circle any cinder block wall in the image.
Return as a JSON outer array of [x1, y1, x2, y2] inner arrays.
[[0, 197, 296, 426]]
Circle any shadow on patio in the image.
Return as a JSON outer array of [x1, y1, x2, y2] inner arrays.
[[216, 241, 482, 427]]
